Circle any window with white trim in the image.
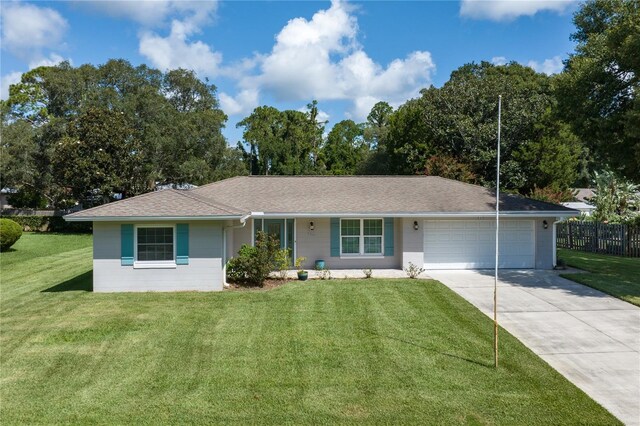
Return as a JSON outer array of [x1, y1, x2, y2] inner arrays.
[[340, 219, 383, 256], [136, 226, 174, 261]]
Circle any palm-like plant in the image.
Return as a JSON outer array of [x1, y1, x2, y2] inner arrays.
[[589, 171, 639, 222]]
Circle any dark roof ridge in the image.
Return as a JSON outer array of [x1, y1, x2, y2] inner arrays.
[[498, 191, 575, 210], [427, 176, 572, 210]]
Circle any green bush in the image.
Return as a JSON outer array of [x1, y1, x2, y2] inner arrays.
[[273, 248, 291, 281], [226, 231, 280, 286], [6, 189, 47, 209], [0, 219, 23, 251]]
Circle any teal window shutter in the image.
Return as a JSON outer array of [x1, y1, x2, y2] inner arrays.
[[330, 218, 340, 257], [121, 224, 134, 266], [176, 224, 189, 265], [384, 218, 394, 256]]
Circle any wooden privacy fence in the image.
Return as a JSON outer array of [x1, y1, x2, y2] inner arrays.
[[556, 221, 640, 257]]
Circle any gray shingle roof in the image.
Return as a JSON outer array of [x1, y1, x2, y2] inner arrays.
[[67, 176, 576, 220], [66, 188, 245, 219], [192, 176, 574, 214]]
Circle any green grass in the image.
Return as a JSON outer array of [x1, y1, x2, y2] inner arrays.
[[557, 248, 640, 307], [0, 232, 92, 268], [0, 234, 619, 424]]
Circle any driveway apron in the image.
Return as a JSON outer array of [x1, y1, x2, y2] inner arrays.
[[429, 269, 640, 426]]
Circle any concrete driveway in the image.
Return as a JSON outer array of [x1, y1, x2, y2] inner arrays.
[[429, 269, 640, 426]]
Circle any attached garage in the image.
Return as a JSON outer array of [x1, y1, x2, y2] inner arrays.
[[423, 219, 535, 269]]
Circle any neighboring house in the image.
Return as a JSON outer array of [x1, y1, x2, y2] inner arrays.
[[155, 183, 198, 191], [0, 188, 17, 210], [561, 201, 595, 216], [65, 176, 578, 292], [562, 188, 596, 216], [573, 188, 595, 202]]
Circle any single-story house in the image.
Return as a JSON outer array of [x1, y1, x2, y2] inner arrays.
[[65, 176, 578, 292], [561, 201, 595, 216], [562, 188, 596, 216]]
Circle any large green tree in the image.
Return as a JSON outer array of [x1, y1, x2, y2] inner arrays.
[[321, 120, 366, 175], [556, 0, 640, 181], [386, 62, 581, 193], [358, 101, 394, 174], [2, 59, 230, 206], [0, 104, 42, 207], [237, 103, 324, 175], [51, 108, 136, 206]]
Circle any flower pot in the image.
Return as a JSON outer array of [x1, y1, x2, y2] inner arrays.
[[297, 271, 308, 281], [315, 259, 325, 270]]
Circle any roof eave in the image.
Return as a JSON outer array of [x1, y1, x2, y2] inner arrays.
[[249, 211, 579, 218], [64, 215, 244, 222]]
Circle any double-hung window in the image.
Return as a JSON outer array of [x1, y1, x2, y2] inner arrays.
[[136, 226, 175, 263], [340, 219, 383, 256]]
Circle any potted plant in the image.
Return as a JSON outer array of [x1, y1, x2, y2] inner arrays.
[[295, 256, 308, 281]]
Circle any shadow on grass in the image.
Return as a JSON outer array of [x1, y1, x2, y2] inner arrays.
[[42, 270, 93, 292], [359, 328, 492, 368]]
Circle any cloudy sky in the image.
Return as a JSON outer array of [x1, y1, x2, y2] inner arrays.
[[1, 0, 579, 143]]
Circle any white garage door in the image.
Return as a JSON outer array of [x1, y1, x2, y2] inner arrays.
[[423, 220, 535, 269]]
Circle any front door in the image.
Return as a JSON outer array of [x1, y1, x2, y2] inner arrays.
[[264, 219, 285, 249], [256, 219, 295, 264]]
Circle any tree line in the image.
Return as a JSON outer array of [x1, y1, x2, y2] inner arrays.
[[1, 0, 638, 209], [1, 60, 246, 208]]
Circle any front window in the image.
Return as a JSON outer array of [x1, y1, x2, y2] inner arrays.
[[137, 227, 174, 261], [341, 219, 383, 256]]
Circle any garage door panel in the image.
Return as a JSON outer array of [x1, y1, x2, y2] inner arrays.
[[424, 220, 534, 270]]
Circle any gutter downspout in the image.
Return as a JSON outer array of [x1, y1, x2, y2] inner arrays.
[[222, 213, 251, 287]]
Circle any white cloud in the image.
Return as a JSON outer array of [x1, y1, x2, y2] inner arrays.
[[491, 56, 508, 66], [139, 20, 222, 77], [130, 1, 222, 77], [316, 109, 330, 124], [460, 0, 575, 21], [232, 0, 435, 120], [28, 53, 68, 69], [1, 71, 22, 100], [1, 2, 68, 60], [527, 55, 564, 75], [1, 53, 69, 100], [219, 89, 260, 116], [80, 0, 217, 28], [297, 106, 330, 124]]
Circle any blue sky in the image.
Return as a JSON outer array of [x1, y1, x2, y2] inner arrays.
[[1, 0, 579, 143]]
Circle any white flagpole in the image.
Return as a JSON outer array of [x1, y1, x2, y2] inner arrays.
[[494, 95, 501, 368]]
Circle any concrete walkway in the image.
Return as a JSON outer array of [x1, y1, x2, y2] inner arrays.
[[429, 269, 640, 425]]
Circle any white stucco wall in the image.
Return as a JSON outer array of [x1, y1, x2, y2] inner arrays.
[[227, 216, 557, 273], [230, 218, 403, 269], [93, 221, 224, 292], [535, 217, 556, 269], [228, 220, 252, 258], [295, 218, 402, 270], [401, 218, 424, 269]]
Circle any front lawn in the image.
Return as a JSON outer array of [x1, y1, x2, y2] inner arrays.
[[0, 234, 618, 424], [558, 248, 640, 307]]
